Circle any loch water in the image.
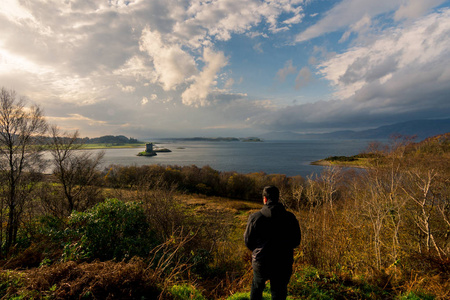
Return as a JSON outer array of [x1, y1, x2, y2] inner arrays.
[[92, 139, 373, 178]]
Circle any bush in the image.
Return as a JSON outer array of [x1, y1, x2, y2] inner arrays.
[[65, 198, 157, 261]]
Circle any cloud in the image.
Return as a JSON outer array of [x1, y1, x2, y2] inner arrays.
[[295, 0, 445, 43], [135, 1, 307, 105], [119, 84, 136, 93], [173, 0, 305, 47], [295, 67, 313, 89], [319, 8, 450, 99], [0, 0, 310, 138], [339, 13, 372, 43], [181, 48, 228, 107], [394, 0, 446, 21], [283, 13, 304, 25], [139, 27, 197, 91], [1, 0, 36, 24], [276, 60, 297, 82], [225, 78, 235, 89], [1, 0, 307, 105], [113, 56, 155, 83], [0, 0, 146, 107], [200, 96, 275, 133], [253, 42, 264, 53], [47, 113, 108, 128], [252, 8, 450, 131], [275, 62, 313, 90]]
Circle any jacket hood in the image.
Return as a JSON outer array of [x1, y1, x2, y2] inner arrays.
[[261, 202, 286, 218]]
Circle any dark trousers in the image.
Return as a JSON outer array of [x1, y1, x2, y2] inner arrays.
[[250, 263, 292, 300]]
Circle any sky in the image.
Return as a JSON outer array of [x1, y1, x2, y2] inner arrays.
[[1, 0, 449, 139]]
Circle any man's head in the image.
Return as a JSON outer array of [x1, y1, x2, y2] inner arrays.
[[263, 185, 279, 204]]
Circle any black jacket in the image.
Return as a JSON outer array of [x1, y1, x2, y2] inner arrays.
[[244, 202, 301, 266]]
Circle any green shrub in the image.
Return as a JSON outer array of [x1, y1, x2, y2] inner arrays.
[[65, 198, 157, 261], [170, 284, 206, 300], [37, 215, 66, 240]]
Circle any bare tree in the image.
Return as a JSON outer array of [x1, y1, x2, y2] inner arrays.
[[321, 166, 341, 212], [403, 167, 443, 257], [0, 88, 47, 253], [48, 125, 104, 215], [290, 183, 304, 211]]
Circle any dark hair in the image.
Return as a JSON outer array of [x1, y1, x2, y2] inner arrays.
[[263, 185, 279, 203]]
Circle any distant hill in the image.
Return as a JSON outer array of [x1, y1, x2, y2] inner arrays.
[[85, 135, 142, 144], [164, 137, 240, 142], [261, 119, 450, 141], [155, 137, 262, 142]]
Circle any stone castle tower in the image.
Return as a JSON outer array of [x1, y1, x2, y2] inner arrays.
[[145, 143, 153, 153]]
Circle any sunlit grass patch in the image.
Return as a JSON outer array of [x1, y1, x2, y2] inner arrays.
[[288, 266, 390, 299], [226, 291, 272, 300], [170, 284, 207, 300]]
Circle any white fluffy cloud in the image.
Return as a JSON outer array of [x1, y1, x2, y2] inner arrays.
[[139, 27, 197, 91], [181, 48, 228, 107], [318, 9, 450, 100], [176, 0, 305, 46], [251, 8, 450, 131], [138, 0, 305, 103]]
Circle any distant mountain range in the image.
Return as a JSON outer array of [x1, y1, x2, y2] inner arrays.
[[260, 119, 450, 141]]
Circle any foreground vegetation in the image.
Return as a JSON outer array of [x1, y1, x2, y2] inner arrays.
[[0, 133, 448, 299], [0, 88, 449, 299]]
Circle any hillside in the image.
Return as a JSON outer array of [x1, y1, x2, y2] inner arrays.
[[262, 118, 450, 141], [84, 135, 142, 144], [313, 132, 450, 167]]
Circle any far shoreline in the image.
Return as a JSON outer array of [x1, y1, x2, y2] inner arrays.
[[80, 143, 147, 150]]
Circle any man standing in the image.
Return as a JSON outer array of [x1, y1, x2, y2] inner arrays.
[[244, 186, 301, 300]]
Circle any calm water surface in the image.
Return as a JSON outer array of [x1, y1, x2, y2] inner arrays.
[[87, 139, 372, 178]]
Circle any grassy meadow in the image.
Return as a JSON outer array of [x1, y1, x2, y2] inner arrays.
[[0, 134, 449, 299]]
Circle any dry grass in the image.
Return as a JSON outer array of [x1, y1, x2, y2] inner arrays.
[[182, 194, 260, 211], [2, 258, 160, 299], [1, 233, 196, 300]]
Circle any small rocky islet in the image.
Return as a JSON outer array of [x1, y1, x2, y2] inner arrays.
[[137, 143, 172, 156]]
